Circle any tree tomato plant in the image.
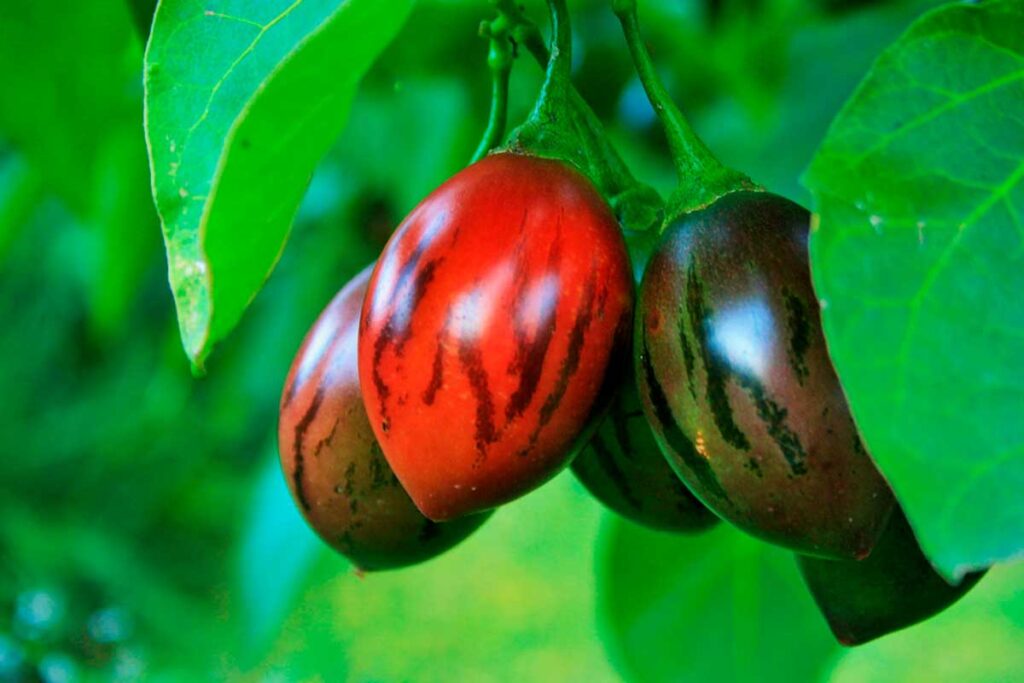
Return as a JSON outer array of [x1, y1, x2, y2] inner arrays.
[[124, 0, 1024, 670]]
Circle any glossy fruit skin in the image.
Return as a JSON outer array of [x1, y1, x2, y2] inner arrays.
[[571, 367, 718, 532], [279, 266, 489, 570], [636, 191, 893, 559], [798, 510, 986, 645], [359, 152, 634, 521]]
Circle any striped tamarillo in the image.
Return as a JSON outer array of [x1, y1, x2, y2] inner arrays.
[[636, 191, 894, 559], [279, 266, 489, 570], [359, 152, 634, 521], [798, 509, 986, 645], [572, 368, 718, 532]]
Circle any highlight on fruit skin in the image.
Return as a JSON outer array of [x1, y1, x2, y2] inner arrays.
[[278, 265, 489, 571], [636, 190, 894, 560], [797, 509, 987, 646], [359, 151, 634, 522], [571, 369, 718, 533]]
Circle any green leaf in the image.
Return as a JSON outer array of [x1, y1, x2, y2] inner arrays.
[[87, 126, 163, 339], [0, 2, 140, 215], [596, 520, 838, 682], [0, 150, 43, 263], [0, 2, 157, 338], [144, 0, 413, 369], [804, 0, 1024, 580]]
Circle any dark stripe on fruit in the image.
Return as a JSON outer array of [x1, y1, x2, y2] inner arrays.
[[311, 417, 340, 458], [610, 402, 636, 463], [745, 458, 763, 478], [591, 433, 643, 509], [523, 271, 597, 454], [506, 237, 562, 421], [640, 331, 728, 501], [371, 330, 393, 427], [458, 338, 498, 457], [394, 257, 443, 354], [342, 461, 356, 496], [423, 339, 445, 406], [678, 319, 697, 399], [291, 383, 326, 512], [784, 289, 810, 383], [369, 234, 443, 422], [735, 374, 808, 476], [368, 442, 398, 490], [595, 280, 610, 320], [281, 376, 298, 409], [686, 261, 750, 451], [394, 218, 441, 301], [424, 309, 453, 406]]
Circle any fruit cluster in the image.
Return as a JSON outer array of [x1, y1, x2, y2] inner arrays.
[[278, 0, 985, 646]]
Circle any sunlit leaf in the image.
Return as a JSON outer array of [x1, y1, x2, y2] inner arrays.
[[805, 0, 1024, 580], [144, 0, 413, 369]]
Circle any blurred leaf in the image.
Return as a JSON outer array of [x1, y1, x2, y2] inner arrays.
[[338, 77, 474, 214], [596, 519, 839, 682], [805, 0, 1024, 580], [0, 2, 139, 214], [236, 447, 324, 660], [86, 126, 162, 339], [0, 3, 157, 338], [827, 561, 1024, 682], [144, 0, 413, 370], [0, 151, 43, 263], [700, 0, 944, 204], [128, 0, 158, 39]]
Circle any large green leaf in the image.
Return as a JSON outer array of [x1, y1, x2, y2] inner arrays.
[[804, 0, 1024, 581], [144, 0, 413, 370], [596, 520, 839, 682]]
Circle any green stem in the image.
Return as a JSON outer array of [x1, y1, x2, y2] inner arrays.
[[612, 0, 752, 223], [514, 0, 573, 139], [501, 0, 663, 234], [471, 15, 514, 163]]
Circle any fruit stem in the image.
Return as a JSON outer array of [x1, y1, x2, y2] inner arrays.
[[612, 0, 752, 224], [471, 14, 514, 163], [498, 0, 663, 233]]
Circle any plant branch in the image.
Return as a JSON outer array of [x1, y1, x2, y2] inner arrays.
[[612, 0, 752, 221], [471, 15, 515, 163]]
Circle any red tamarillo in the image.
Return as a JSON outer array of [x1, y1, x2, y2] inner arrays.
[[359, 152, 633, 520]]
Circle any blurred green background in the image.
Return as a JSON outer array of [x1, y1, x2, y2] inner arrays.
[[2, 0, 1022, 681]]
